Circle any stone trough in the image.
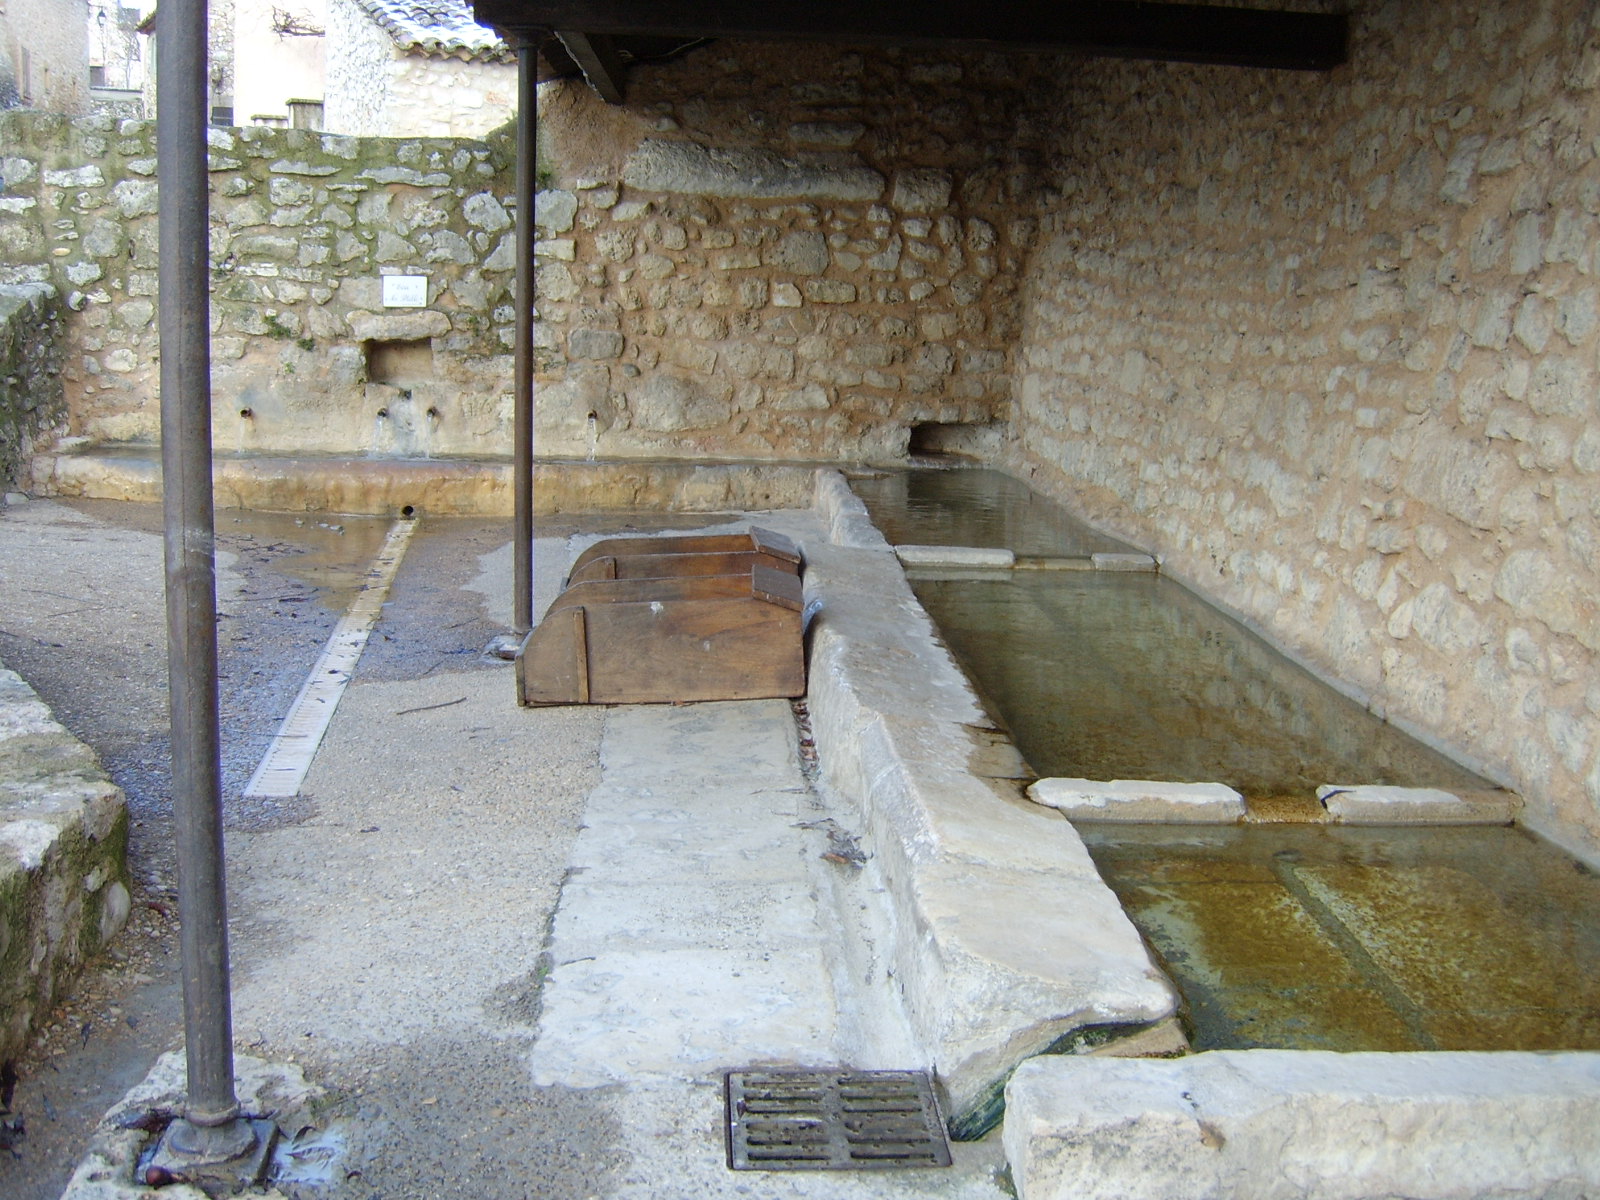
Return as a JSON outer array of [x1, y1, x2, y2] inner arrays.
[[802, 469, 1600, 1194]]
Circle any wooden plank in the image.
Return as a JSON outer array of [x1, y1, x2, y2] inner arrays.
[[556, 29, 627, 103], [568, 531, 757, 576], [476, 1, 1348, 71], [572, 605, 591, 702], [566, 547, 798, 585]]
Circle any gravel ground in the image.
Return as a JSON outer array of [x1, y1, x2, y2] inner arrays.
[[0, 497, 761, 1199], [0, 499, 542, 1197]]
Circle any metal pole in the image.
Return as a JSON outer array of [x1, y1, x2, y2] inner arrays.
[[157, 0, 254, 1161], [513, 36, 540, 635]]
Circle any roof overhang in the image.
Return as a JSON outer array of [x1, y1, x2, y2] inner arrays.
[[478, 1, 1350, 94]]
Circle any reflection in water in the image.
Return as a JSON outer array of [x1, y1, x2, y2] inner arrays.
[[912, 571, 1488, 798], [851, 468, 1136, 557], [1084, 823, 1600, 1052]]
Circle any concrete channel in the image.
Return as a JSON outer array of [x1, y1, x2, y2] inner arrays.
[[5, 467, 1600, 1198]]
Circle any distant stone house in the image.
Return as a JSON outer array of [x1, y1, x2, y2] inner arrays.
[[1, 0, 90, 113], [139, 0, 510, 133], [323, 0, 514, 137]]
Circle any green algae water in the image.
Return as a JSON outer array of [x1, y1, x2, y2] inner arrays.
[[1082, 822, 1600, 1052], [910, 570, 1487, 797], [851, 467, 1137, 557]]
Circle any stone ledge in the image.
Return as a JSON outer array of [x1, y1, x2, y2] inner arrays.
[[31, 450, 821, 516], [1029, 778, 1247, 823], [1004, 1050, 1600, 1200], [804, 470, 1180, 1136], [1317, 783, 1520, 825], [0, 664, 130, 1066]]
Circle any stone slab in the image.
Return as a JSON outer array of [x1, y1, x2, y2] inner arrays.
[[1318, 783, 1519, 825], [1004, 1050, 1600, 1200], [1030, 778, 1247, 823], [1091, 552, 1158, 571], [895, 544, 1017, 568], [622, 138, 886, 201]]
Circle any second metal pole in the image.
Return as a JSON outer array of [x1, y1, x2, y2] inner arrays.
[[513, 36, 542, 636]]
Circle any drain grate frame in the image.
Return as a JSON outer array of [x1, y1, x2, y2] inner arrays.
[[724, 1068, 953, 1171]]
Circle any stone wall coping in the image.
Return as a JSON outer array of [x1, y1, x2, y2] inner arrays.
[[804, 469, 1180, 1134]]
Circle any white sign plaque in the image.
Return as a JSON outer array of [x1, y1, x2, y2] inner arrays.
[[381, 275, 429, 308]]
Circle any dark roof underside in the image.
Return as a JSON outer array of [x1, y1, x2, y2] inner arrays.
[[475, 0, 1349, 73]]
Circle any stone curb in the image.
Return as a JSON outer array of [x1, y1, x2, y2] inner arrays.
[[804, 471, 1180, 1136], [0, 663, 131, 1067], [1004, 1050, 1600, 1200], [32, 452, 821, 516]]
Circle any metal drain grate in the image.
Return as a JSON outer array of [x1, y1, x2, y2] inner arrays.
[[724, 1069, 953, 1171]]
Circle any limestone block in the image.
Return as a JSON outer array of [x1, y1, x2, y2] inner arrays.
[[1092, 552, 1158, 571], [533, 189, 576, 233], [568, 328, 623, 360], [1030, 779, 1247, 823], [622, 139, 885, 201], [895, 544, 1016, 568], [1316, 784, 1518, 825], [110, 179, 158, 218], [464, 191, 512, 231], [1005, 1051, 1600, 1200], [804, 279, 857, 304], [891, 169, 953, 213], [772, 230, 829, 275], [345, 309, 450, 341]]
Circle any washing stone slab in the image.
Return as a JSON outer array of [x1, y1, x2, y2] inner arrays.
[[1317, 783, 1519, 824], [895, 544, 1017, 568], [804, 472, 1181, 1136], [1091, 552, 1158, 571], [1029, 778, 1247, 823], [1003, 1049, 1600, 1200]]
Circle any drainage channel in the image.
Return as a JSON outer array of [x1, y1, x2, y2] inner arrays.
[[244, 515, 417, 798]]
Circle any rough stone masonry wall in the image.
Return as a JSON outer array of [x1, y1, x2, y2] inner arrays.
[[0, 282, 64, 489], [531, 43, 1046, 461], [0, 109, 520, 464], [1009, 0, 1600, 857]]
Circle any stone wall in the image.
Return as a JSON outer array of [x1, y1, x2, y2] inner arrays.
[[324, 0, 515, 140], [0, 109, 520, 461], [1009, 0, 1600, 857], [0, 283, 64, 489], [529, 44, 1045, 461], [0, 661, 130, 1067]]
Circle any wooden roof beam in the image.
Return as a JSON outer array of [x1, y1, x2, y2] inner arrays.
[[477, 1, 1348, 71], [556, 30, 628, 103]]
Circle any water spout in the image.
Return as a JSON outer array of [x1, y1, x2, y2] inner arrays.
[[586, 411, 599, 463]]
